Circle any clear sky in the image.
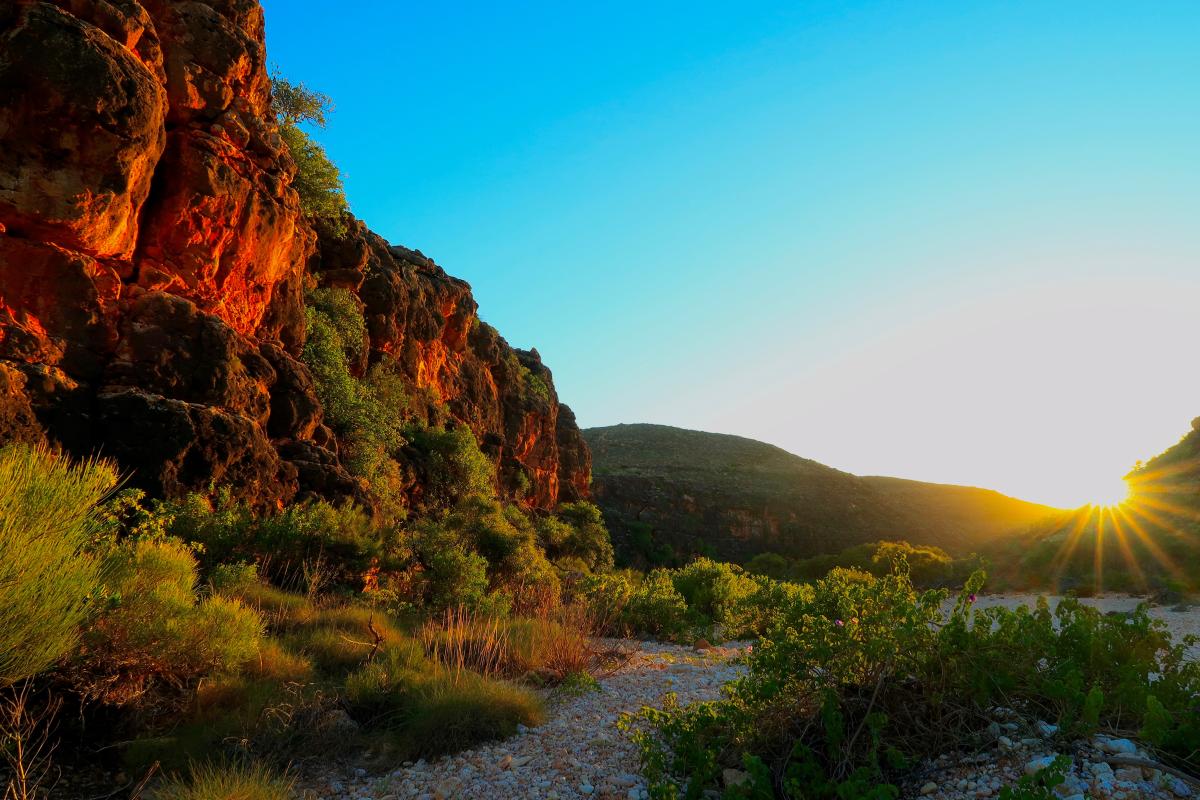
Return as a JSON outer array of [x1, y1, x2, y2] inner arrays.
[[262, 1, 1200, 508]]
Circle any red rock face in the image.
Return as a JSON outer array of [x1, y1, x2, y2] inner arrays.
[[0, 3, 166, 259], [326, 224, 591, 509], [0, 0, 590, 510]]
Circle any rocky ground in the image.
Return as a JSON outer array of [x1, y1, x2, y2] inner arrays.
[[306, 641, 748, 800], [904, 718, 1194, 800]]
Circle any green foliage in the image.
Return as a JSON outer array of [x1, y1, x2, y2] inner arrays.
[[998, 756, 1070, 800], [545, 502, 615, 572], [279, 124, 348, 223], [629, 568, 1200, 797], [413, 496, 560, 611], [522, 367, 551, 401], [307, 287, 367, 362], [270, 76, 331, 128], [414, 526, 491, 611], [623, 569, 691, 639], [759, 540, 975, 588], [555, 670, 602, 698], [271, 76, 348, 226], [154, 759, 294, 800], [301, 295, 419, 519], [404, 424, 496, 511], [168, 490, 382, 591], [627, 520, 677, 568], [74, 539, 263, 707], [670, 557, 759, 636], [575, 571, 636, 633], [0, 444, 115, 685]]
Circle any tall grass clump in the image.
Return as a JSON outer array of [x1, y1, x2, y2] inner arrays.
[[154, 760, 294, 800], [345, 644, 544, 758], [420, 605, 594, 681], [0, 444, 116, 685]]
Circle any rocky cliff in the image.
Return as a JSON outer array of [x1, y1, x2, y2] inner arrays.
[[0, 0, 589, 511]]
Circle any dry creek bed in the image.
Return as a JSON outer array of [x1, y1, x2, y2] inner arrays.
[[308, 596, 1199, 800]]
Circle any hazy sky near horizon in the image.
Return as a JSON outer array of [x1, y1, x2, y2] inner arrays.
[[262, 1, 1200, 508]]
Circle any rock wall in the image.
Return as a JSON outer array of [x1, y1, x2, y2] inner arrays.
[[0, 0, 589, 511]]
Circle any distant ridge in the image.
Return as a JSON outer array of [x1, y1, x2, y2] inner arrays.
[[583, 423, 1056, 565]]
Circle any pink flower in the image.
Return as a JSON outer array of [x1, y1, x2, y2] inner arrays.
[[835, 619, 844, 627], [968, 593, 977, 603]]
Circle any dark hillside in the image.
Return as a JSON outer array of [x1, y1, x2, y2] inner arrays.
[[585, 423, 1055, 565]]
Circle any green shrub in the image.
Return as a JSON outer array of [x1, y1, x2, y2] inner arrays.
[[73, 539, 263, 706], [627, 568, 1200, 797], [550, 502, 615, 572], [154, 760, 293, 800], [998, 756, 1070, 800], [403, 671, 544, 757], [171, 491, 382, 592], [413, 497, 562, 612], [623, 569, 690, 639], [307, 287, 367, 363], [576, 571, 635, 634], [0, 444, 115, 685], [670, 557, 758, 636], [412, 525, 490, 611], [627, 520, 678, 568], [404, 425, 496, 511]]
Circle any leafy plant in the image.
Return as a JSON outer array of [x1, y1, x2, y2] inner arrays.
[[629, 567, 1200, 797], [998, 756, 1070, 800]]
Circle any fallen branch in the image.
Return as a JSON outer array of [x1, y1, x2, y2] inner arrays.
[[1103, 754, 1200, 790]]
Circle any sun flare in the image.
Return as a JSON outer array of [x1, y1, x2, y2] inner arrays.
[[1083, 477, 1131, 509]]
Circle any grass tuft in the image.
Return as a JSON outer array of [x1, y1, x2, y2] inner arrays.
[[154, 760, 293, 800]]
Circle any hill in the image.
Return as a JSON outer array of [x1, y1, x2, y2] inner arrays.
[[860, 475, 1057, 541], [584, 423, 1055, 565]]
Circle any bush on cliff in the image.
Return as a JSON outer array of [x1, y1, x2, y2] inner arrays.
[[0, 444, 115, 685], [302, 291, 410, 517], [271, 76, 348, 226], [403, 423, 496, 512]]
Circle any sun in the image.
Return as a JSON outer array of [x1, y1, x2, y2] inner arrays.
[[1083, 477, 1131, 508]]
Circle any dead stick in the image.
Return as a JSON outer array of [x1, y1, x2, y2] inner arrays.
[[1103, 754, 1200, 789]]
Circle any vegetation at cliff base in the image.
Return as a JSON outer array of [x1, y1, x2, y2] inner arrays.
[[0, 441, 620, 796]]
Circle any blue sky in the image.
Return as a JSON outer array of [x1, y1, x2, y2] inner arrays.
[[262, 1, 1200, 506]]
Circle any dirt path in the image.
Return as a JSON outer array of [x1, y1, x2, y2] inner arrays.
[[309, 641, 747, 800]]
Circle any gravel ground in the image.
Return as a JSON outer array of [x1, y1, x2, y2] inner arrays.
[[307, 641, 748, 800]]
